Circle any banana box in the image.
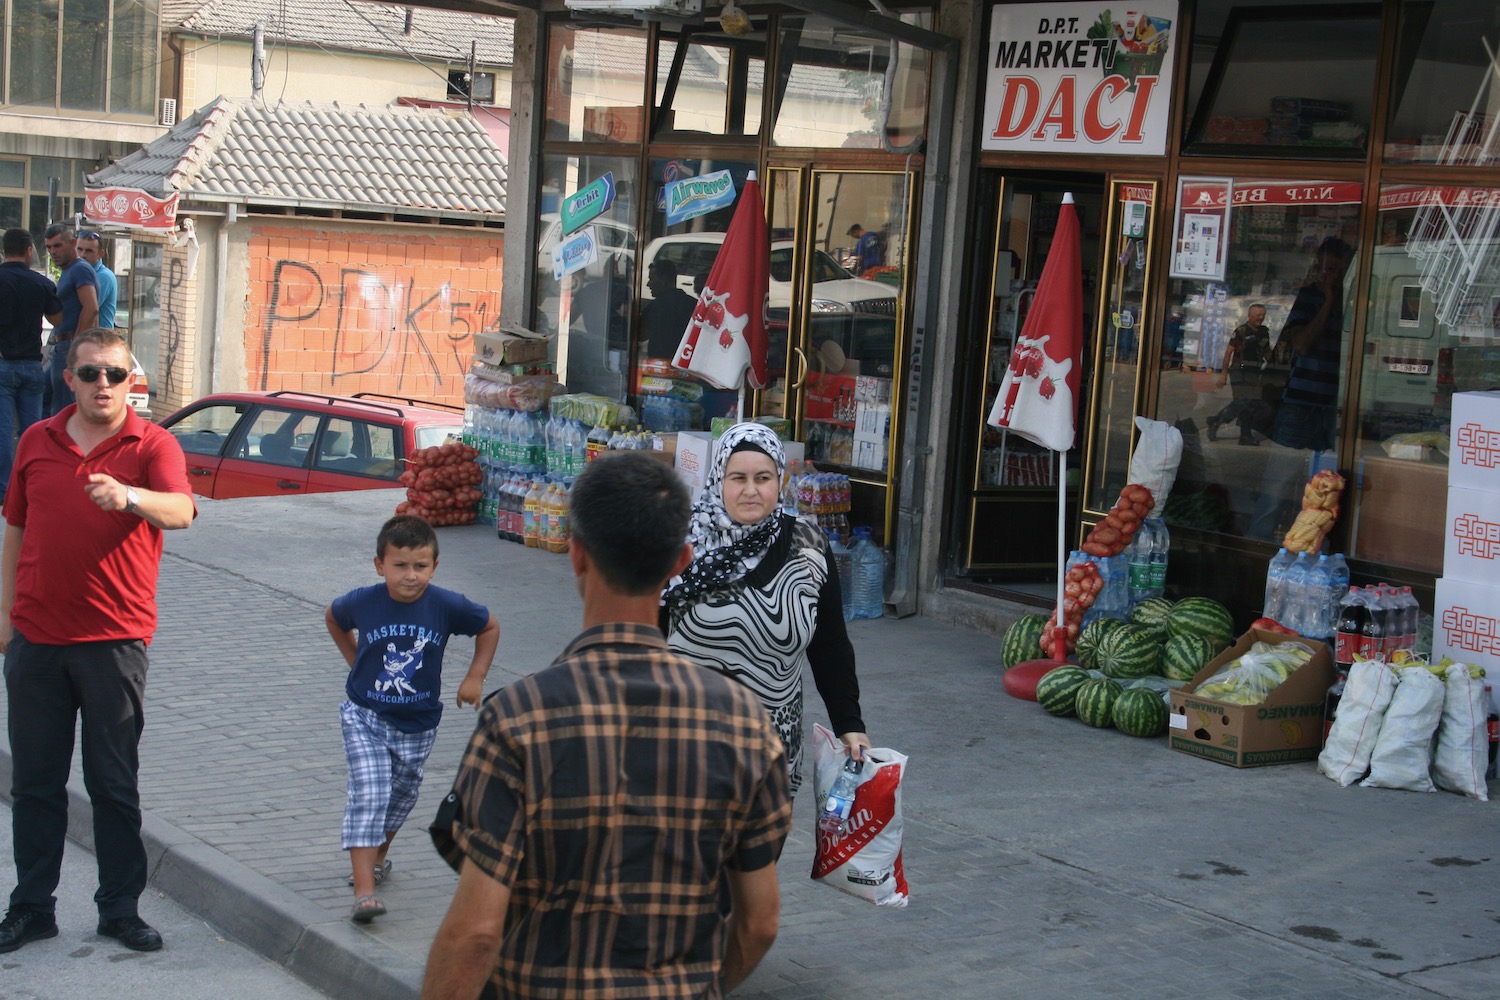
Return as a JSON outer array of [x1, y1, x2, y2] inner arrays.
[[1168, 628, 1334, 768]]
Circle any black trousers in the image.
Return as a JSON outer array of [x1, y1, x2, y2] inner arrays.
[[5, 633, 149, 919]]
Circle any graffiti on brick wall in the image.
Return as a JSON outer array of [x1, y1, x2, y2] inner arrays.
[[162, 256, 186, 401], [257, 259, 500, 399]]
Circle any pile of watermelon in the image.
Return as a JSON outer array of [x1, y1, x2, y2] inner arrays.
[[1018, 596, 1239, 739]]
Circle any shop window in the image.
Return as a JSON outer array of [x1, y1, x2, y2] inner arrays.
[[532, 153, 639, 403], [1159, 180, 1360, 547], [1351, 184, 1500, 574], [1385, 0, 1500, 164], [772, 12, 930, 150], [654, 27, 766, 138], [544, 23, 649, 143], [6, 0, 158, 116], [1184, 3, 1380, 159]]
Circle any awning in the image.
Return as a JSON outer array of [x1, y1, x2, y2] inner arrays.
[[81, 186, 181, 232]]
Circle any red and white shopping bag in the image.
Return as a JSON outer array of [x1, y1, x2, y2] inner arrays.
[[810, 723, 909, 907]]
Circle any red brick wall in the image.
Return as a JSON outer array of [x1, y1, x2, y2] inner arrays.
[[243, 225, 502, 407]]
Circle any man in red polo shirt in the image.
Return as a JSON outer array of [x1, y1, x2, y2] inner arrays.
[[0, 328, 195, 955]]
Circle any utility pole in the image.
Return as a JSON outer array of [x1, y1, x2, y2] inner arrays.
[[252, 23, 266, 101], [467, 41, 477, 112]]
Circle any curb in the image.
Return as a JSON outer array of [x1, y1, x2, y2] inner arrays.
[[0, 750, 423, 1000]]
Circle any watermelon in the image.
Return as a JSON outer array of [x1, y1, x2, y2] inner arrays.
[[1075, 677, 1123, 728], [1127, 596, 1174, 637], [1095, 624, 1160, 678], [1001, 613, 1050, 669], [1076, 618, 1124, 671], [1167, 597, 1236, 645], [1162, 634, 1218, 682], [1035, 666, 1090, 717], [1112, 688, 1170, 737]]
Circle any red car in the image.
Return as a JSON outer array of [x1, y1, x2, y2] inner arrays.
[[158, 391, 464, 499]]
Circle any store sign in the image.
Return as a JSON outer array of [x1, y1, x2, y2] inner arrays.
[[665, 169, 736, 226], [82, 186, 180, 231], [1379, 185, 1500, 210], [552, 225, 600, 280], [1181, 180, 1363, 207], [560, 172, 615, 236], [981, 2, 1179, 155]]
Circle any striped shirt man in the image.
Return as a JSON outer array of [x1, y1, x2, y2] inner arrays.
[[430, 621, 792, 999]]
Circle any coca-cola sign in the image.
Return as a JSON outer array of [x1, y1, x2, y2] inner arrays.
[[83, 186, 180, 231]]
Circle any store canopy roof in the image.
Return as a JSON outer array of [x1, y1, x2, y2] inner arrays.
[[86, 96, 508, 223]]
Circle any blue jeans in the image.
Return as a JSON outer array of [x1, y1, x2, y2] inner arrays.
[[0, 358, 47, 497], [47, 346, 73, 417]]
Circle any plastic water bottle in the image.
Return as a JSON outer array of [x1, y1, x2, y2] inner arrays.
[[817, 757, 864, 834], [827, 528, 855, 623], [1305, 554, 1333, 638], [849, 526, 885, 620], [1325, 553, 1350, 629], [1126, 526, 1152, 606], [1146, 518, 1169, 599], [1263, 548, 1294, 622], [1283, 553, 1312, 635]]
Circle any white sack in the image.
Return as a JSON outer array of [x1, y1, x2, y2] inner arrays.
[[1432, 664, 1490, 801], [1128, 416, 1183, 518], [1318, 659, 1397, 787], [1362, 667, 1445, 792]]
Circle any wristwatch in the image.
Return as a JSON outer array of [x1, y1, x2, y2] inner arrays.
[[124, 487, 141, 513]]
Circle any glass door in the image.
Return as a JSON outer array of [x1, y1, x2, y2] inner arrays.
[[960, 173, 1105, 582], [760, 166, 917, 543]]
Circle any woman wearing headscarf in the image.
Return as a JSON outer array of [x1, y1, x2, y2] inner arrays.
[[661, 422, 869, 794]]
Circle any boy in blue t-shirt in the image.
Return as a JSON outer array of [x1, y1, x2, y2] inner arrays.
[[325, 515, 499, 923]]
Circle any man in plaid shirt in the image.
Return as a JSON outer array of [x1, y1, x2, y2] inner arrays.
[[424, 452, 792, 999]]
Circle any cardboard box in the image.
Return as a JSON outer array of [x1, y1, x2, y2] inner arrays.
[[1444, 485, 1500, 584], [1450, 390, 1500, 494], [1354, 454, 1446, 574], [675, 431, 714, 496], [1168, 629, 1334, 768], [472, 326, 555, 367], [1433, 576, 1500, 679]]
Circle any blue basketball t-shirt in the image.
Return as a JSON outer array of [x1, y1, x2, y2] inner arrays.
[[331, 583, 490, 733]]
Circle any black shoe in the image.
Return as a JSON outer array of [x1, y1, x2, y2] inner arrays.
[[1239, 435, 1260, 446], [1206, 418, 1220, 442], [97, 915, 163, 952], [0, 908, 59, 953]]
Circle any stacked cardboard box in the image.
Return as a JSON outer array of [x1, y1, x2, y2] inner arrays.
[[1434, 392, 1500, 718]]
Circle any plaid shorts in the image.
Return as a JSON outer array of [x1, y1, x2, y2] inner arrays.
[[340, 701, 438, 849]]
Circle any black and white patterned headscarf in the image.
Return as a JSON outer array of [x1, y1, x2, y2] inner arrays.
[[662, 422, 786, 613]]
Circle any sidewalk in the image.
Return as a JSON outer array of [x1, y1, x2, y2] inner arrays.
[[2, 489, 1496, 999]]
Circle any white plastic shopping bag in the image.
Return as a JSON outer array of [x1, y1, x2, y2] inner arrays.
[[810, 723, 909, 907], [1318, 658, 1396, 787], [1127, 417, 1183, 518], [1432, 663, 1490, 802]]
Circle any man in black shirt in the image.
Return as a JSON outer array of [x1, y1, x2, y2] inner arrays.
[[643, 259, 699, 359], [0, 229, 59, 501]]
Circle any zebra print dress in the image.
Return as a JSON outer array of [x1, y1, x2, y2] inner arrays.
[[665, 514, 862, 795]]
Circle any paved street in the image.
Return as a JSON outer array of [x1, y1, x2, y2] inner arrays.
[[0, 800, 330, 999], [2, 488, 1497, 999]]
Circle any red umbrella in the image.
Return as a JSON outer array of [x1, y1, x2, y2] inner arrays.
[[987, 193, 1084, 681], [672, 171, 770, 390]]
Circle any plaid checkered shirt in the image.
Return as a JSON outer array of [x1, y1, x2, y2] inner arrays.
[[431, 622, 793, 998]]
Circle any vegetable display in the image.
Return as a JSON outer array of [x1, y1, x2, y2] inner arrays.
[[1080, 484, 1154, 558], [1044, 561, 1104, 651], [394, 442, 483, 526]]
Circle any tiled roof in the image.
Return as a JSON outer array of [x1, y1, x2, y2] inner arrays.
[[88, 96, 507, 220], [163, 0, 514, 66]]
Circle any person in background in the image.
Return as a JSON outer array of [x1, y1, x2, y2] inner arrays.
[[0, 327, 195, 955], [661, 422, 870, 795], [642, 258, 698, 359], [325, 515, 498, 924], [1272, 238, 1352, 453], [846, 223, 885, 277], [76, 232, 117, 329], [0, 229, 58, 504], [1208, 303, 1271, 445], [423, 453, 790, 999], [41, 225, 98, 415]]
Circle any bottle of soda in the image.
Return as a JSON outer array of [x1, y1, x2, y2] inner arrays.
[[816, 757, 865, 834], [1334, 586, 1364, 675], [1323, 671, 1347, 747], [1357, 585, 1385, 662], [1397, 586, 1419, 652]]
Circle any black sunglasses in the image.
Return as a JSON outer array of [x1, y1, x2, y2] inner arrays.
[[78, 231, 101, 241], [72, 365, 130, 385]]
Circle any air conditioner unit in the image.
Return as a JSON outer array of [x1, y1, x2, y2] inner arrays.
[[564, 0, 703, 15], [159, 98, 178, 126]]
